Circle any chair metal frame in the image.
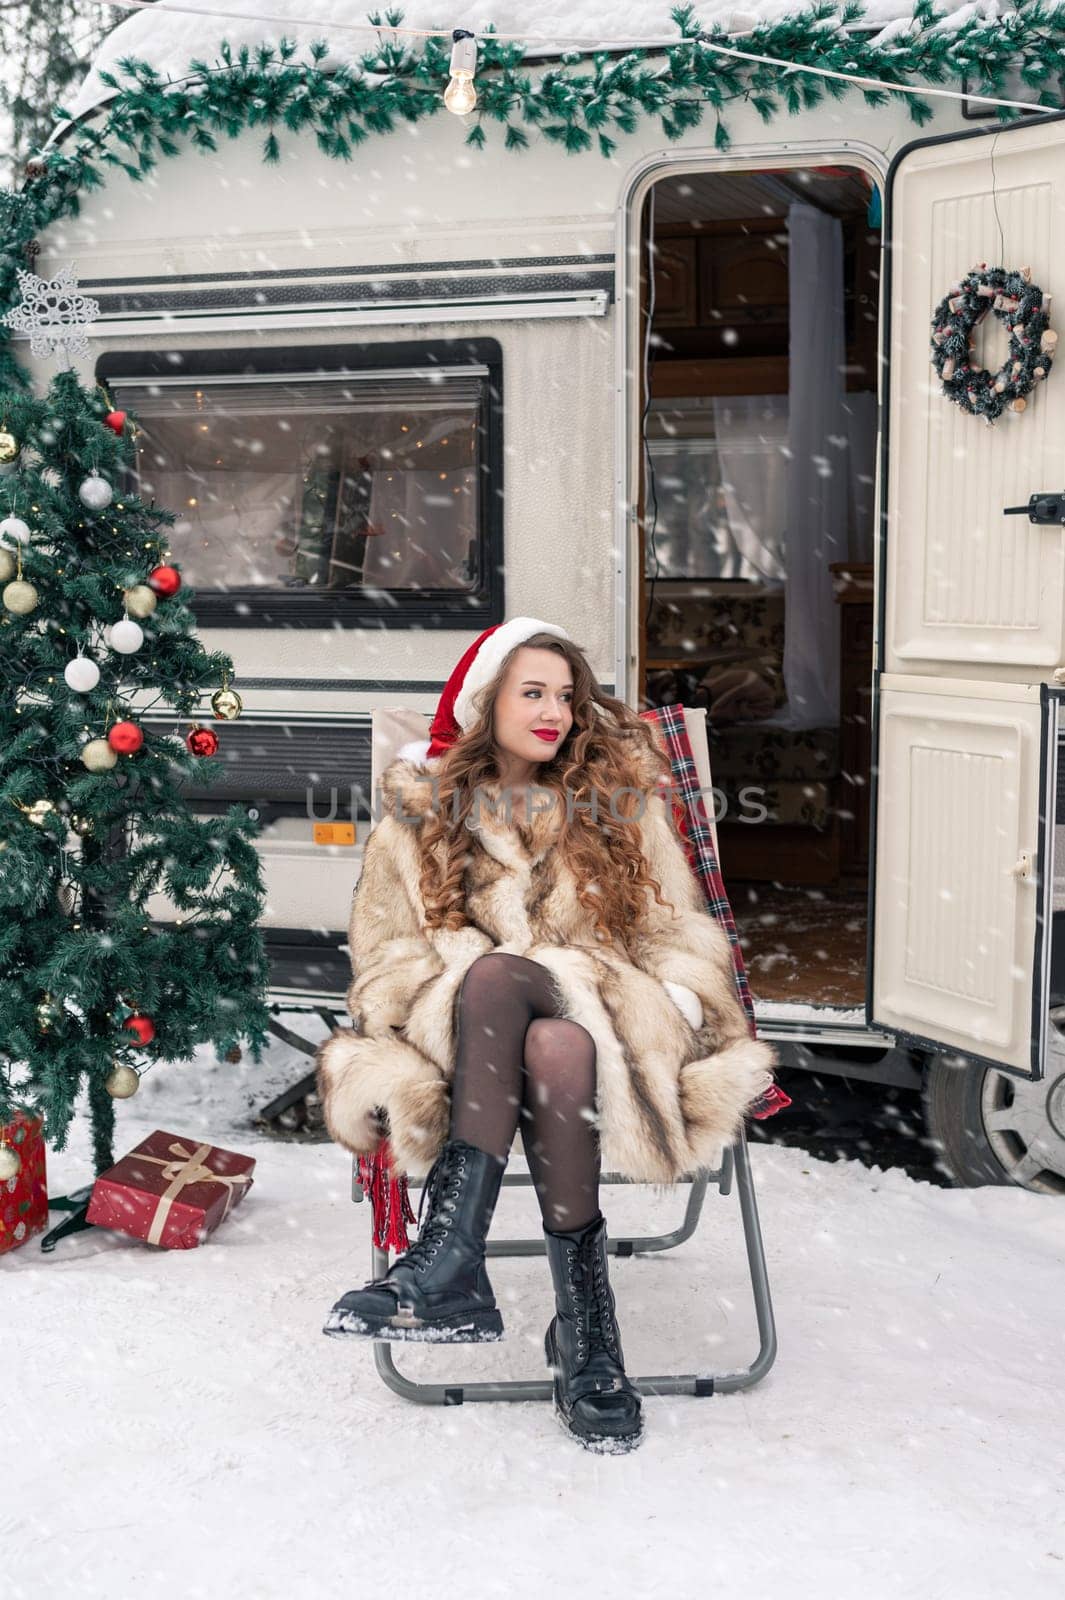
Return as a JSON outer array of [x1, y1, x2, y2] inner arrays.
[[355, 1134, 776, 1405], [351, 705, 778, 1406]]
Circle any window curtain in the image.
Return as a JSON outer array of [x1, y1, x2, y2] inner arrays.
[[761, 200, 849, 731], [362, 467, 477, 588], [709, 395, 788, 584], [142, 468, 297, 587]]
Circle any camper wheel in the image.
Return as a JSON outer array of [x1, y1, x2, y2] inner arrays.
[[923, 1037, 1065, 1195]]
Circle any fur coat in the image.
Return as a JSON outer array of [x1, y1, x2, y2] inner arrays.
[[315, 741, 779, 1184]]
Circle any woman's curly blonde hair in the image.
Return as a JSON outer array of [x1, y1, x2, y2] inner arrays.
[[415, 631, 678, 958]]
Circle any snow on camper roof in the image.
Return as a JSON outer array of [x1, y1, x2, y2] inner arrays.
[[65, 0, 1010, 122]]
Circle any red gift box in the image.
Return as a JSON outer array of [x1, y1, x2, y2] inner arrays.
[[0, 1110, 49, 1254], [86, 1130, 255, 1249]]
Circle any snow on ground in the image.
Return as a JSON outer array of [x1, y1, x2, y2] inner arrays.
[[66, 0, 1013, 119], [4, 1012, 1065, 1599]]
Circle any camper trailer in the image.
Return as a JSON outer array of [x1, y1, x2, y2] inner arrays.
[[23, 2, 1065, 1195]]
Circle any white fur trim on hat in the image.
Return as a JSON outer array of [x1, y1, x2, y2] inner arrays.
[[453, 616, 572, 732], [396, 739, 433, 764]]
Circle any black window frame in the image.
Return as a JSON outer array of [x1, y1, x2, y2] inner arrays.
[[96, 337, 505, 630]]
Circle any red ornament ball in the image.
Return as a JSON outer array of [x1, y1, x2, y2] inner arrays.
[[186, 725, 219, 757], [107, 720, 144, 755], [148, 564, 182, 597], [123, 1013, 156, 1047], [104, 410, 127, 436]]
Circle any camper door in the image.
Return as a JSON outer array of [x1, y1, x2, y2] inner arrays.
[[871, 114, 1065, 1078]]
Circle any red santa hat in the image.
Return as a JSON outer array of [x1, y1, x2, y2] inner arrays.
[[396, 616, 573, 764]]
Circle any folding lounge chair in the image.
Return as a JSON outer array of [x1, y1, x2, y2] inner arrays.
[[351, 703, 780, 1406]]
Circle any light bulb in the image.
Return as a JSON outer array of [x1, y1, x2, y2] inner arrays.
[[444, 74, 477, 115], [444, 30, 478, 115]]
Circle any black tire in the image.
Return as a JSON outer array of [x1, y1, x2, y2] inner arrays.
[[923, 1050, 1065, 1194], [922, 1056, 1012, 1188]]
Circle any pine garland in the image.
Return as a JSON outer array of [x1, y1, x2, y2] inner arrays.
[[1, 0, 1063, 391]]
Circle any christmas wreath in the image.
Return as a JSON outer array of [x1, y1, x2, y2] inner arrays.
[[930, 265, 1056, 423]]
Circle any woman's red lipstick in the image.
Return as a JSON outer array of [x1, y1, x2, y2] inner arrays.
[[532, 730, 559, 741]]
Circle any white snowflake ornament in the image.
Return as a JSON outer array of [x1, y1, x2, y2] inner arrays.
[[1, 263, 100, 364]]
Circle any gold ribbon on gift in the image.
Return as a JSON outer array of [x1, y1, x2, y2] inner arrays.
[[136, 1140, 253, 1247]]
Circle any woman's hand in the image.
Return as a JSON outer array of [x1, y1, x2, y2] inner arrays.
[[662, 978, 703, 1031]]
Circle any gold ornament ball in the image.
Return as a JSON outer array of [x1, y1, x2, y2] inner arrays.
[[69, 812, 93, 836], [25, 798, 55, 826], [3, 579, 38, 615], [36, 997, 61, 1030], [81, 738, 118, 773], [211, 686, 243, 721], [0, 548, 13, 583], [0, 1145, 20, 1181], [105, 1063, 140, 1099], [124, 584, 158, 619], [0, 429, 19, 472]]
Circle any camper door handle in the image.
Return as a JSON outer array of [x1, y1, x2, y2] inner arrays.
[[1003, 493, 1065, 524]]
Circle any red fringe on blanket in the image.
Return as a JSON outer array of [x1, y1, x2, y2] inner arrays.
[[355, 1137, 418, 1253]]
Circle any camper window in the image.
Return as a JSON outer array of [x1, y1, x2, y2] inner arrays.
[[97, 340, 504, 630]]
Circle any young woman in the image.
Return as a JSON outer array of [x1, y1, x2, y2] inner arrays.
[[316, 617, 779, 1453]]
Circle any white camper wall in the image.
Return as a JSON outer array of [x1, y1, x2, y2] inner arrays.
[[32, 98, 641, 704], [29, 82, 969, 708], [60, 314, 616, 712], [20, 67, 975, 966]]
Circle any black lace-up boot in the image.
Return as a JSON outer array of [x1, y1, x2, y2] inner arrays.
[[323, 1139, 507, 1343], [542, 1211, 644, 1452]]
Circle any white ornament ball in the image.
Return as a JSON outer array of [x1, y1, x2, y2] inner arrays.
[[64, 655, 100, 693], [0, 515, 31, 547], [124, 584, 158, 619], [108, 617, 143, 654], [81, 738, 117, 772], [78, 473, 113, 511], [104, 1063, 140, 1099], [0, 548, 14, 582], [3, 579, 38, 615], [0, 1145, 20, 1181]]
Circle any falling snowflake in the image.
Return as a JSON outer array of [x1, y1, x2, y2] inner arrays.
[[1, 262, 100, 363]]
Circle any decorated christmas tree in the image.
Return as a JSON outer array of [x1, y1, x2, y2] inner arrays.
[[0, 268, 271, 1196]]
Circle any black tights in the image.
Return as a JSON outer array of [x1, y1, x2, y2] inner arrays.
[[448, 952, 601, 1233]]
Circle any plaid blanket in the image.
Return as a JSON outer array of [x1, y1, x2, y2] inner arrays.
[[639, 704, 791, 1121]]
